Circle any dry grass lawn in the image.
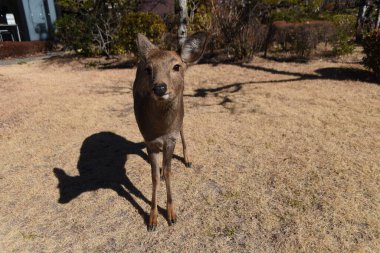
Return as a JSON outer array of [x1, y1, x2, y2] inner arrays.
[[0, 55, 379, 252]]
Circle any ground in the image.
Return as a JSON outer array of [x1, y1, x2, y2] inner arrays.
[[0, 55, 379, 252]]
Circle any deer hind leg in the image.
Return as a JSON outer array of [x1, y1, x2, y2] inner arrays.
[[160, 167, 165, 181], [180, 128, 192, 168], [163, 140, 177, 225], [147, 147, 160, 232]]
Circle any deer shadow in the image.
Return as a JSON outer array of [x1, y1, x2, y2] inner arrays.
[[53, 131, 166, 225]]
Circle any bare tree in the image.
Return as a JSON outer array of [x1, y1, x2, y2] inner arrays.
[[188, 0, 200, 23], [376, 0, 380, 29], [356, 0, 372, 41], [178, 0, 188, 46], [92, 13, 117, 58]]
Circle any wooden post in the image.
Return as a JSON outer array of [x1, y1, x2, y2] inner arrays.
[[178, 0, 188, 47]]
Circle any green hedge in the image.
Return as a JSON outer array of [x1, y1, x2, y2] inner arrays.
[[55, 14, 95, 56], [116, 12, 167, 54], [55, 11, 166, 56], [330, 14, 356, 56]]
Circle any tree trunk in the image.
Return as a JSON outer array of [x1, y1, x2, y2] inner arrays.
[[356, 0, 370, 41], [178, 0, 188, 47], [376, 3, 380, 29]]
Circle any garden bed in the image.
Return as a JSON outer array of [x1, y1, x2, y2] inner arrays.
[[0, 41, 53, 59]]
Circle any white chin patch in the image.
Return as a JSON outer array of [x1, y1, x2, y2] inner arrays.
[[162, 94, 170, 100]]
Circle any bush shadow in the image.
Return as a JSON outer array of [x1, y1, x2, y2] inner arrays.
[[42, 53, 81, 66], [262, 55, 310, 63], [53, 131, 165, 226], [42, 54, 137, 69], [99, 59, 137, 69], [186, 63, 379, 98], [314, 67, 379, 83]]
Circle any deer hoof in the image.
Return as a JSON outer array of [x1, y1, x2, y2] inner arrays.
[[147, 224, 157, 232], [168, 219, 177, 226], [185, 162, 192, 168]]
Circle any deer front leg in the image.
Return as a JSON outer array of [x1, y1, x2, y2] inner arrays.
[[180, 128, 192, 168], [147, 147, 160, 232], [163, 140, 177, 225]]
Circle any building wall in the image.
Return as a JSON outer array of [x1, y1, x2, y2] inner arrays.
[[21, 0, 57, 41]]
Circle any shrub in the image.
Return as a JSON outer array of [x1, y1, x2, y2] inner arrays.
[[266, 20, 336, 57], [266, 13, 356, 57], [270, 3, 324, 23], [363, 29, 380, 78], [188, 4, 212, 32], [293, 26, 315, 57], [232, 21, 269, 61], [212, 1, 270, 62], [330, 14, 356, 56], [56, 0, 140, 56], [162, 13, 179, 34], [109, 43, 127, 55], [271, 8, 304, 23], [116, 12, 167, 54], [267, 7, 356, 57], [55, 14, 95, 56], [332, 30, 355, 56]]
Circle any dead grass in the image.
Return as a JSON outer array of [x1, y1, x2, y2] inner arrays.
[[0, 56, 379, 252]]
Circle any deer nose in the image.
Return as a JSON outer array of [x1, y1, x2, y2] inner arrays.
[[152, 83, 167, 97]]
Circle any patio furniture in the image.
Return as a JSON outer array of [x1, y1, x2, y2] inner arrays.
[[0, 29, 14, 41], [0, 13, 21, 42]]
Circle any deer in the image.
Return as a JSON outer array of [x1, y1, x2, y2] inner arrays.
[[133, 32, 208, 231]]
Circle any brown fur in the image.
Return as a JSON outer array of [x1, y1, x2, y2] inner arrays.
[[133, 32, 207, 231]]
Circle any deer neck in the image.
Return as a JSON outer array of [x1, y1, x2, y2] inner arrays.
[[148, 92, 183, 123]]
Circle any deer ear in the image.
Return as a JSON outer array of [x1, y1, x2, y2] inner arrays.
[[180, 32, 208, 64], [136, 33, 157, 60]]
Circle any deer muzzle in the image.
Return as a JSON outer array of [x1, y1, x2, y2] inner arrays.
[[152, 83, 168, 97]]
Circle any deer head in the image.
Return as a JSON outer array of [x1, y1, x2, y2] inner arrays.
[[135, 32, 208, 102]]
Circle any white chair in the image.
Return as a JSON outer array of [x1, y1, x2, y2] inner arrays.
[[0, 30, 14, 41], [0, 13, 16, 41], [6, 13, 15, 25]]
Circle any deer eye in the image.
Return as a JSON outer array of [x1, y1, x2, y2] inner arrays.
[[173, 64, 181, 72], [145, 66, 152, 74]]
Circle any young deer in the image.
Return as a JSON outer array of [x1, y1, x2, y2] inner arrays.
[[133, 32, 208, 231]]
